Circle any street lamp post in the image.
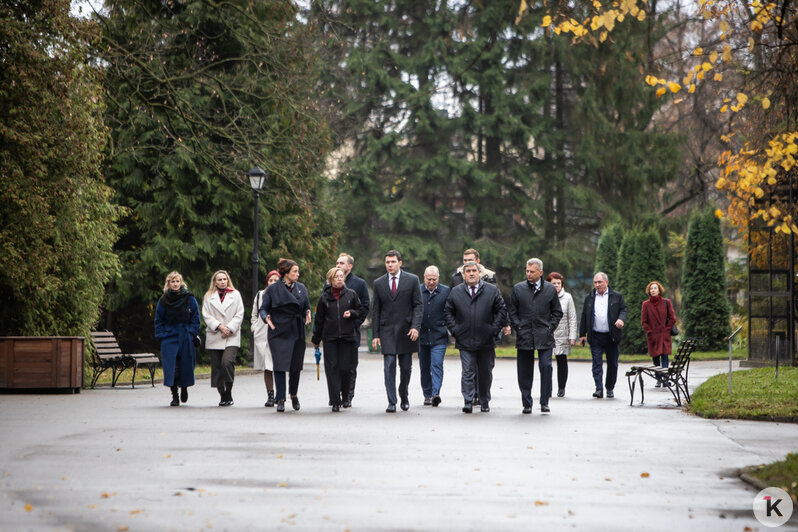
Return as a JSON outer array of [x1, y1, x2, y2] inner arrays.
[[247, 166, 268, 307]]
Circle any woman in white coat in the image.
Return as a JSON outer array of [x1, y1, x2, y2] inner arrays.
[[546, 272, 577, 397], [251, 269, 280, 407], [202, 270, 244, 406]]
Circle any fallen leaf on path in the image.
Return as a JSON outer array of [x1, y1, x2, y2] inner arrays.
[[117, 526, 129, 531], [534, 500, 549, 506], [604, 478, 612, 482], [24, 504, 33, 512], [640, 472, 650, 478]]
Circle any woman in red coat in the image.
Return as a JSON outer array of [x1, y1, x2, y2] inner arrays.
[[641, 281, 677, 387]]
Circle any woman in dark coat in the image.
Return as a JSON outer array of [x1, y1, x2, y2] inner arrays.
[[259, 259, 311, 412], [641, 280, 677, 387], [154, 271, 201, 406], [312, 267, 363, 412]]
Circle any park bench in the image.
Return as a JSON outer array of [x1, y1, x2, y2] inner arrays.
[[625, 337, 699, 407], [89, 331, 160, 388]]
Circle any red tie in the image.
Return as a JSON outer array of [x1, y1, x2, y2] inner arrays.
[[470, 286, 476, 298], [391, 276, 397, 295]]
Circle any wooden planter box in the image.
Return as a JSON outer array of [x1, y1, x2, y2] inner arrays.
[[0, 337, 84, 393]]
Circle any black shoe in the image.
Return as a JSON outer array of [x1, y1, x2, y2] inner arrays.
[[593, 389, 603, 399], [170, 386, 179, 407], [557, 388, 565, 398], [291, 396, 300, 411], [424, 397, 432, 406], [218, 399, 226, 407], [342, 400, 351, 408], [480, 404, 490, 413], [276, 400, 285, 412], [541, 404, 550, 413], [400, 401, 409, 411], [654, 381, 662, 388], [180, 387, 188, 403], [265, 390, 275, 407], [606, 390, 614, 399], [432, 395, 441, 407], [332, 405, 340, 412], [386, 404, 396, 413], [522, 406, 532, 414], [462, 402, 473, 414]]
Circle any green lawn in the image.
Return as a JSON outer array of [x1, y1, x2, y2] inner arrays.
[[689, 367, 798, 420], [445, 344, 747, 362], [744, 453, 798, 504], [90, 364, 224, 387]]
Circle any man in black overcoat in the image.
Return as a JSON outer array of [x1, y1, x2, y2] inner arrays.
[[336, 253, 370, 402], [371, 250, 423, 413], [508, 258, 563, 414], [579, 272, 628, 399]]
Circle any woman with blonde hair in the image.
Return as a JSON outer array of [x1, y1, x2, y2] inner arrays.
[[154, 271, 200, 406], [251, 269, 281, 407], [312, 267, 363, 412], [641, 280, 677, 387], [202, 270, 245, 406]]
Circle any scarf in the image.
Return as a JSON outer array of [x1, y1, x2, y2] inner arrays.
[[160, 287, 192, 323], [649, 295, 662, 306], [332, 286, 343, 300], [218, 287, 233, 302]]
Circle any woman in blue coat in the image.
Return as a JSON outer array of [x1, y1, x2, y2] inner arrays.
[[259, 258, 311, 412], [155, 271, 201, 406]]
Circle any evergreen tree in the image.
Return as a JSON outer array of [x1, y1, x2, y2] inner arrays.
[[98, 0, 337, 352], [0, 0, 120, 345], [616, 226, 666, 354], [594, 223, 624, 283], [681, 209, 730, 350]]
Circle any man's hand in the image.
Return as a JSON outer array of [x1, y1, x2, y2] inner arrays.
[[372, 337, 381, 351], [615, 319, 624, 329], [579, 336, 586, 346], [502, 325, 511, 336], [305, 310, 312, 325], [408, 328, 419, 342]]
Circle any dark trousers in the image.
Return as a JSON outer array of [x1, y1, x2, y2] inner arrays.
[[274, 370, 300, 401], [348, 332, 360, 400], [459, 349, 495, 405], [652, 354, 669, 383], [383, 353, 412, 406], [590, 331, 620, 391], [323, 339, 356, 406], [208, 346, 237, 389], [517, 348, 553, 407], [555, 354, 568, 390]]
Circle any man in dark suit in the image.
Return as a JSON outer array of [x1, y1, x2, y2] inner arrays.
[[508, 258, 563, 414], [444, 262, 508, 413], [335, 253, 370, 403], [419, 265, 450, 407], [579, 272, 628, 399], [372, 250, 423, 413]]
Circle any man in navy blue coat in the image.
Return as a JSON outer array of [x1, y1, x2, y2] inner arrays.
[[336, 253, 370, 403], [418, 265, 450, 407]]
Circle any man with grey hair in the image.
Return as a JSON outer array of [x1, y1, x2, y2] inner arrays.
[[508, 258, 563, 414], [579, 272, 627, 399], [418, 265, 450, 406]]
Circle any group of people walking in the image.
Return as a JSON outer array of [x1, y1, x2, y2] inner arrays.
[[153, 247, 677, 414]]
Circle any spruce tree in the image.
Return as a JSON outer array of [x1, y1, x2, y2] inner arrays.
[[681, 209, 731, 350], [595, 223, 624, 282]]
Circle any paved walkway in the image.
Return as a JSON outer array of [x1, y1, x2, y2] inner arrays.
[[1, 351, 797, 531]]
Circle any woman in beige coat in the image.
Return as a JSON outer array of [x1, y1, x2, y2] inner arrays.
[[546, 272, 577, 397], [251, 270, 280, 407], [202, 270, 244, 406]]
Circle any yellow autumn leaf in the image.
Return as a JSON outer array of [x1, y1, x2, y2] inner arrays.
[[702, 9, 711, 19], [693, 47, 703, 56], [751, 20, 763, 32], [688, 84, 696, 93], [719, 20, 730, 32], [683, 75, 692, 85], [535, 500, 550, 506], [737, 93, 748, 105], [668, 81, 681, 93], [709, 51, 718, 63], [722, 44, 732, 61], [696, 70, 705, 80], [600, 31, 608, 42], [640, 472, 651, 478], [636, 10, 645, 21], [714, 73, 723, 81], [655, 87, 666, 97], [716, 177, 726, 188], [702, 62, 712, 71], [591, 16, 601, 30], [645, 75, 659, 86], [762, 97, 771, 109], [715, 209, 723, 218], [754, 188, 765, 198], [25, 504, 33, 512], [720, 104, 728, 113], [749, 37, 755, 51], [542, 15, 552, 26], [781, 223, 791, 233]]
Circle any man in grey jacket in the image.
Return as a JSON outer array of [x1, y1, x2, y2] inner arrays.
[[508, 258, 563, 414], [444, 262, 508, 413]]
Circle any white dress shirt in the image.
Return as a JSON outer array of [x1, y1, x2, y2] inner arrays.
[[593, 290, 610, 333]]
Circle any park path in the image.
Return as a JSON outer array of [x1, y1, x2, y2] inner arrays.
[[1, 352, 796, 531]]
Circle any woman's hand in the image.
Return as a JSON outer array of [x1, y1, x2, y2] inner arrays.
[[305, 310, 312, 325], [266, 315, 276, 330], [343, 310, 351, 318]]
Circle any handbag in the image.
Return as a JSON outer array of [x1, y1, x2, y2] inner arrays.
[[666, 299, 678, 336]]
